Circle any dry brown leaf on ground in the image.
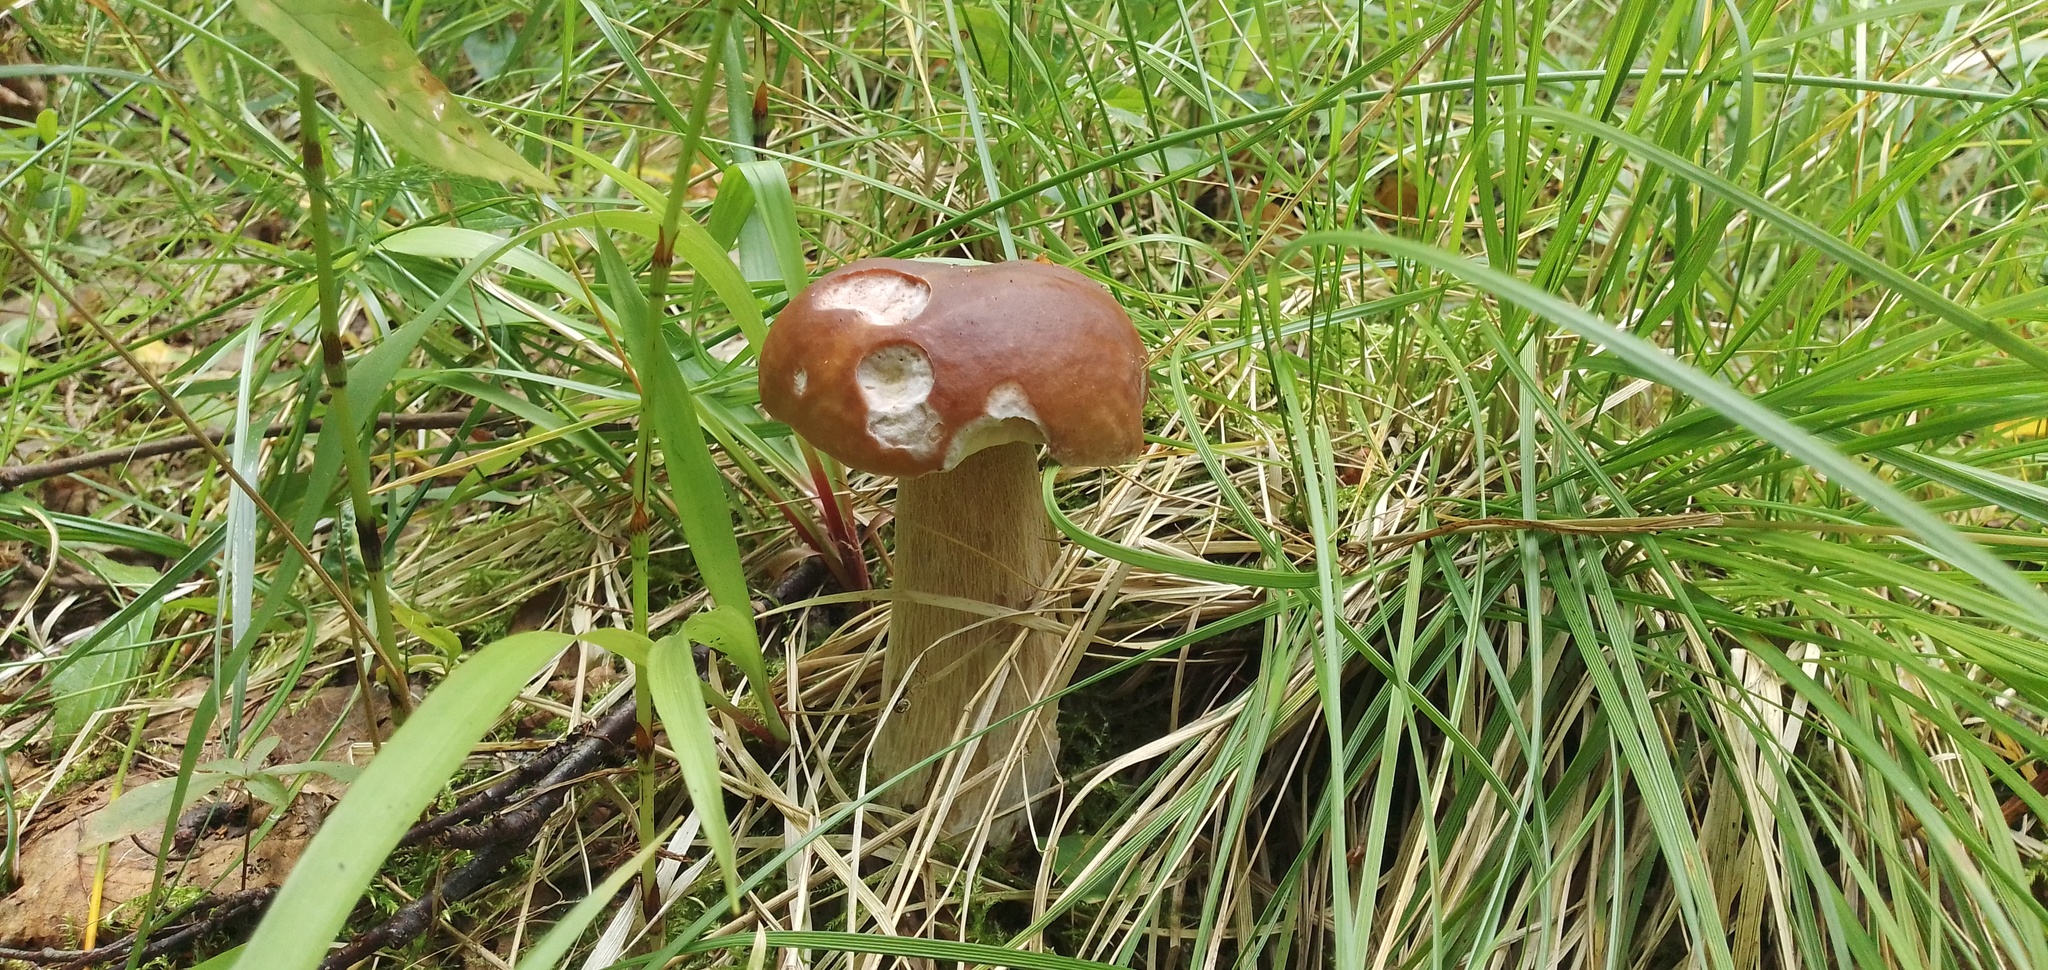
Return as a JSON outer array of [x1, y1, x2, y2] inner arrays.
[[0, 777, 323, 947], [0, 684, 389, 946]]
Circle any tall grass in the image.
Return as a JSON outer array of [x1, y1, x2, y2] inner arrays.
[[1, 1, 2045, 968]]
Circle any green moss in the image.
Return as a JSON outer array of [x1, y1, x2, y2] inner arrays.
[[104, 884, 207, 933]]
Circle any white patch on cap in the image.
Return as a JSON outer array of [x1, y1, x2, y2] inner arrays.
[[811, 269, 929, 327], [857, 345, 941, 457], [941, 382, 1046, 470], [985, 383, 1038, 423], [791, 368, 807, 396]]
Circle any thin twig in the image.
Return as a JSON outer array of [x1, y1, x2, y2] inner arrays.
[[315, 842, 522, 970], [0, 888, 274, 967], [0, 411, 514, 490], [0, 222, 381, 649], [318, 698, 644, 969]]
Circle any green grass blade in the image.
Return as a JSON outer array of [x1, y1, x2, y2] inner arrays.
[[726, 160, 810, 301], [232, 631, 575, 970], [510, 817, 679, 970], [593, 231, 779, 732], [1518, 105, 2048, 376], [646, 629, 738, 908], [1043, 470, 1316, 588], [1294, 231, 2048, 637]]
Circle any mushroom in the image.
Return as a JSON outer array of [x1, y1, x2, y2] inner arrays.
[[759, 257, 1146, 838]]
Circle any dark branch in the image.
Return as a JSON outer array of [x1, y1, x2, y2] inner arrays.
[[0, 888, 274, 967], [407, 697, 638, 849]]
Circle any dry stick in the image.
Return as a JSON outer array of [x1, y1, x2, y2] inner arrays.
[[403, 696, 639, 848], [5, 699, 640, 968], [319, 698, 644, 970], [0, 225, 381, 650], [0, 411, 513, 490], [0, 888, 276, 967], [315, 842, 523, 970], [16, 564, 830, 969]]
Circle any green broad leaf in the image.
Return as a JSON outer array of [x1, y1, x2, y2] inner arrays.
[[1050, 835, 1116, 903], [80, 554, 161, 590], [959, 4, 1014, 83], [243, 774, 292, 809], [577, 627, 656, 666], [462, 25, 516, 82], [80, 772, 234, 848], [646, 633, 739, 910], [1132, 145, 1214, 179], [81, 743, 366, 849], [232, 735, 282, 772], [390, 599, 461, 658], [234, 0, 549, 189], [1100, 84, 1150, 129], [233, 631, 576, 970], [50, 596, 160, 750], [680, 606, 755, 664], [267, 760, 362, 784]]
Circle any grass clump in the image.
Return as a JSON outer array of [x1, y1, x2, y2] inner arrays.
[[0, 1, 2046, 969]]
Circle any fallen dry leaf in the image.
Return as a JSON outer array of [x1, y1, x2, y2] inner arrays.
[[0, 778, 321, 947]]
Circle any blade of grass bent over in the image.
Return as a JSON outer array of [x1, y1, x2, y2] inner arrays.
[[1313, 230, 2048, 635], [233, 631, 577, 970]]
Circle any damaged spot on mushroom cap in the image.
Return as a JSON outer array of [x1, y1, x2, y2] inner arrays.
[[857, 345, 941, 458], [943, 382, 1046, 470], [791, 368, 807, 396], [811, 269, 930, 327]]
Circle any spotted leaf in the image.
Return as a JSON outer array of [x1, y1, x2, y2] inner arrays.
[[236, 0, 549, 189]]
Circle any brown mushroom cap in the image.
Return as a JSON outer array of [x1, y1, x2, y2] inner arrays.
[[758, 258, 1147, 478]]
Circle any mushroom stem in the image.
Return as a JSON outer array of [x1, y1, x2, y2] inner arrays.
[[877, 441, 1060, 838]]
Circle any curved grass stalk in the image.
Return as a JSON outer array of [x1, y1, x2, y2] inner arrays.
[[295, 72, 412, 719]]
